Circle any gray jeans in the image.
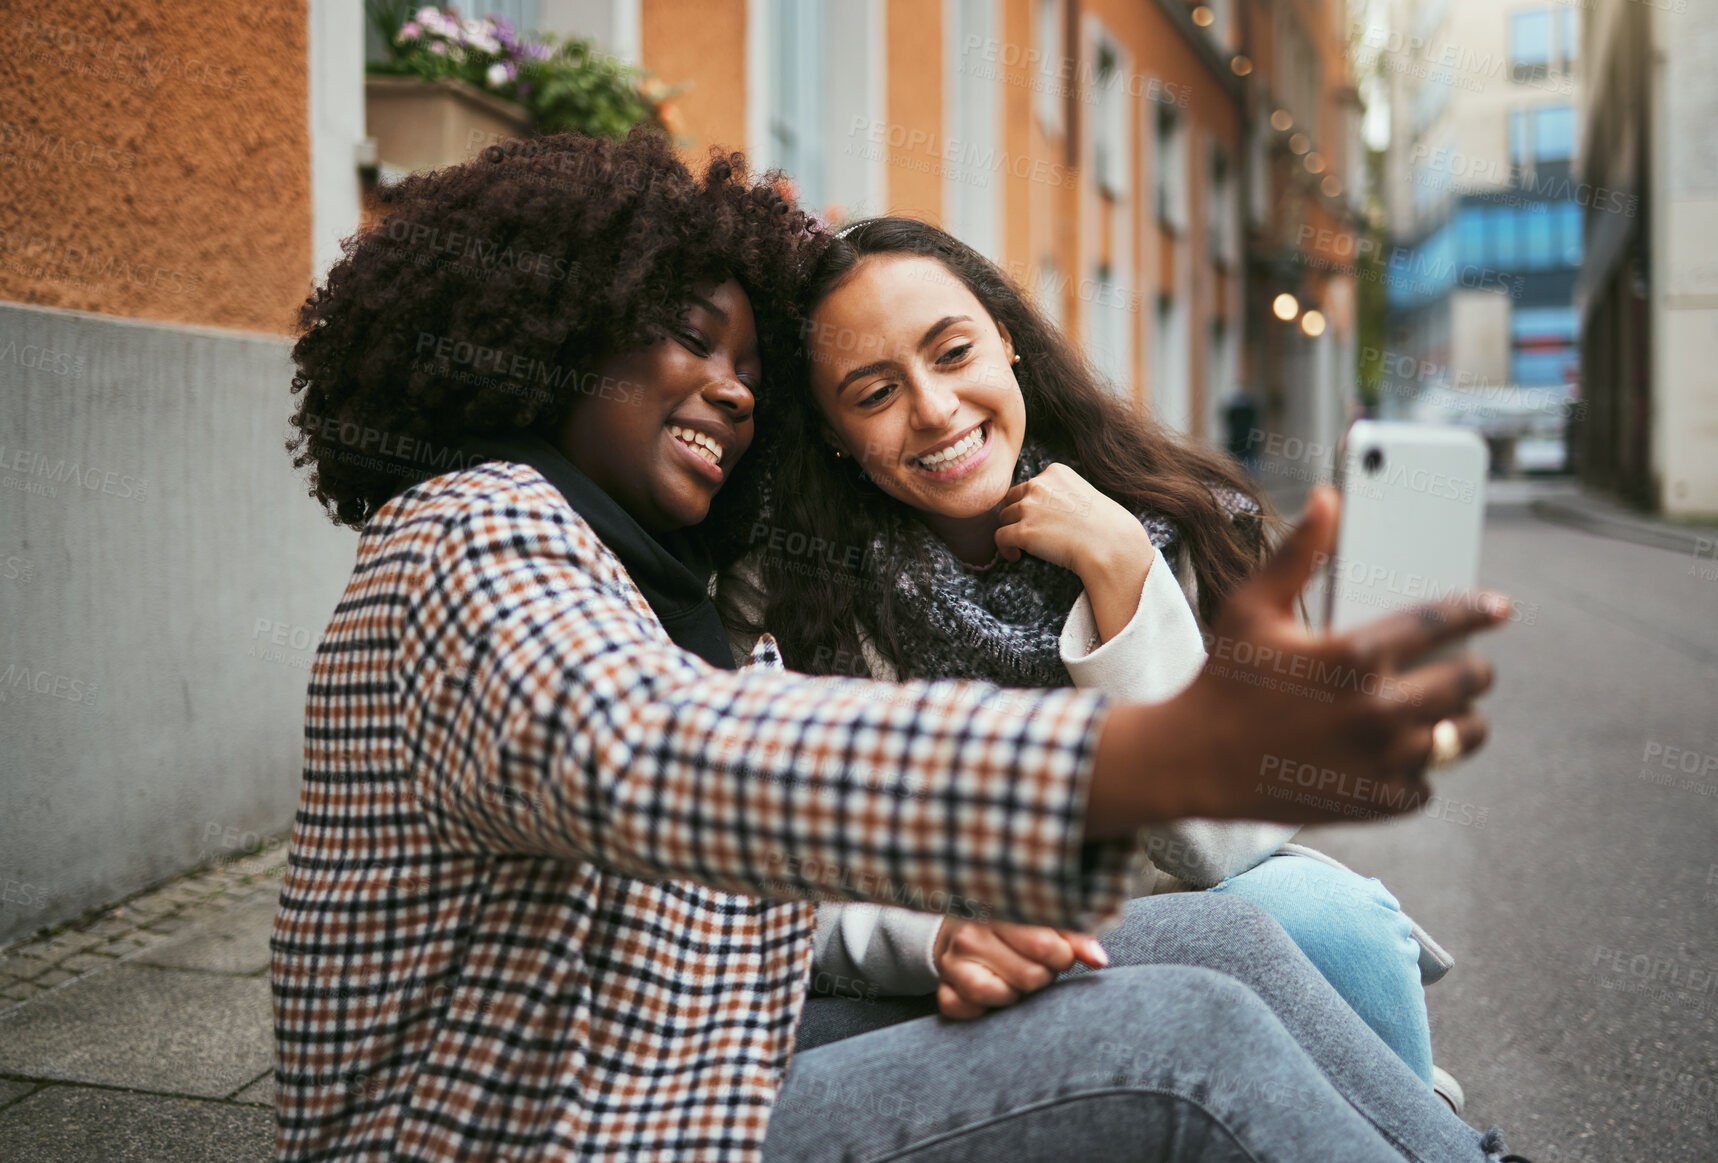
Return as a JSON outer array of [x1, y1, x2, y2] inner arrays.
[[764, 894, 1510, 1162]]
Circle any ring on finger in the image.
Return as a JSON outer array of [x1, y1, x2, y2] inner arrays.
[[1427, 718, 1463, 769]]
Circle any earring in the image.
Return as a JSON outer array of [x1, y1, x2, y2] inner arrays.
[[1011, 353, 1022, 365], [831, 446, 846, 459]]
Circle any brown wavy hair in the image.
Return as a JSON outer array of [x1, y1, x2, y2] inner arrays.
[[723, 216, 1273, 677], [287, 127, 818, 561]]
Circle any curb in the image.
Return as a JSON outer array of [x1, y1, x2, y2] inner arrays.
[[1530, 495, 1716, 556]]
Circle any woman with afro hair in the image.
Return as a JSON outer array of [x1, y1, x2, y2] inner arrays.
[[271, 128, 1518, 1162]]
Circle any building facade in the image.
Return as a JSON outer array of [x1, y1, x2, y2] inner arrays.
[[1575, 0, 1718, 518], [0, 2, 367, 943], [599, 0, 1364, 458], [1375, 0, 1585, 472]]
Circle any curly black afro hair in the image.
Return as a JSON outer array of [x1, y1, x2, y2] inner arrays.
[[287, 128, 822, 557]]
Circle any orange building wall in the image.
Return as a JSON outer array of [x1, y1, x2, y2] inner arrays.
[[641, 0, 747, 160], [884, 0, 943, 223], [0, 5, 311, 334]]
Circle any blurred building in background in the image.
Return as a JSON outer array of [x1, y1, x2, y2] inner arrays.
[[1375, 0, 1585, 475], [567, 0, 1366, 460], [1575, 0, 1718, 518]]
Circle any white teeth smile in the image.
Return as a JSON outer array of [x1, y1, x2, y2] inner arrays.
[[668, 424, 724, 467], [914, 424, 986, 471]]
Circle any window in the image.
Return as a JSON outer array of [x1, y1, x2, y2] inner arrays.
[[1533, 105, 1574, 162], [1154, 104, 1187, 230], [1511, 306, 1577, 387], [1089, 265, 1130, 390], [1490, 207, 1519, 267], [765, 0, 826, 208], [1093, 34, 1127, 197], [1509, 110, 1529, 167], [1207, 146, 1235, 263], [1509, 11, 1552, 80], [1509, 7, 1577, 82], [1036, 260, 1064, 331], [1034, 0, 1063, 135], [1523, 206, 1554, 268], [1151, 291, 1190, 430], [753, 0, 883, 221], [1559, 201, 1584, 266], [946, 0, 1001, 260]]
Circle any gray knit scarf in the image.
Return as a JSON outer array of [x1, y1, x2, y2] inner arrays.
[[870, 439, 1180, 687]]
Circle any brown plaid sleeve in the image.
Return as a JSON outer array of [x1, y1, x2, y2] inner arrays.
[[401, 463, 1137, 932]]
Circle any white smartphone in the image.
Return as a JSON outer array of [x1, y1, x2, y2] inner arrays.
[[1320, 420, 1490, 635]]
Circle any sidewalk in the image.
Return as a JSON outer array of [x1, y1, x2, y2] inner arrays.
[[0, 842, 288, 1162]]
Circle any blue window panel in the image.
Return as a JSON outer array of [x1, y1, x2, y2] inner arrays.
[[1559, 202, 1584, 266], [1459, 209, 1487, 266], [1513, 306, 1577, 341], [1560, 8, 1579, 65], [1512, 347, 1574, 386], [1492, 206, 1520, 268], [1511, 11, 1552, 67], [1534, 105, 1575, 162], [1509, 110, 1529, 166], [1524, 208, 1555, 268]]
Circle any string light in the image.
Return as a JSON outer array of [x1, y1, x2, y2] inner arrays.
[[1273, 293, 1300, 321]]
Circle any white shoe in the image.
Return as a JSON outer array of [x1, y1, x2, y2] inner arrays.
[[1432, 1065, 1465, 1116]]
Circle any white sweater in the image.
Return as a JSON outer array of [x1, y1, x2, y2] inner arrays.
[[808, 544, 1301, 996]]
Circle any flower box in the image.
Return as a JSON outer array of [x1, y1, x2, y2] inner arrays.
[[365, 74, 533, 174]]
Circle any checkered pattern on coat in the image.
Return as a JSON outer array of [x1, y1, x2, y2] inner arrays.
[[271, 460, 1135, 1161]]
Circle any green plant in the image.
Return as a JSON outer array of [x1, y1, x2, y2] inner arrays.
[[365, 4, 679, 141]]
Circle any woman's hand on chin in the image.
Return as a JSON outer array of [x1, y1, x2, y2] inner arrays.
[[994, 462, 1154, 642]]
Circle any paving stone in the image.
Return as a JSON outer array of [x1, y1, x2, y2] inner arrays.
[[0, 964, 272, 1097], [0, 1080, 37, 1108], [137, 890, 277, 975], [27, 968, 77, 988], [231, 1069, 274, 1106], [0, 1086, 272, 1162], [55, 953, 122, 976]]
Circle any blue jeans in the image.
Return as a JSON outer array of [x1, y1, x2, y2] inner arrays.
[[1211, 853, 1435, 1084], [774, 895, 1508, 1161]]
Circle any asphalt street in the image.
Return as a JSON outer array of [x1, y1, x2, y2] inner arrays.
[[1298, 492, 1718, 1162]]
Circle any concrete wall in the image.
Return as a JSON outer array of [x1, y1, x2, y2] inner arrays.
[[0, 302, 357, 945]]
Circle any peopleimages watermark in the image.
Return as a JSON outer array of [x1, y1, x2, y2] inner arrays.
[[764, 851, 993, 920], [365, 215, 580, 284], [0, 662, 98, 709], [16, 18, 249, 91], [846, 116, 1077, 190], [1405, 143, 1636, 218], [1200, 633, 1424, 707], [1259, 755, 1490, 827], [1635, 740, 1718, 797], [1587, 944, 1718, 1013], [954, 35, 1191, 110], [0, 120, 136, 175], [0, 337, 84, 379], [1690, 537, 1718, 583], [1368, 345, 1587, 421], [0, 443, 148, 502], [0, 228, 203, 296]]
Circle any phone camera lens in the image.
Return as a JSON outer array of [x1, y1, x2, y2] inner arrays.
[[1362, 448, 1383, 475]]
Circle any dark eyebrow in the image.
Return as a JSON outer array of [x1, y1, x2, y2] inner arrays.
[[834, 315, 973, 397], [689, 295, 729, 324]]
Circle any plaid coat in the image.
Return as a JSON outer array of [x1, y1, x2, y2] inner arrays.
[[271, 460, 1138, 1161]]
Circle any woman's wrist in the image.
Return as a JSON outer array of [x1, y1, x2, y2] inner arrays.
[[1085, 694, 1226, 837], [1077, 522, 1154, 645]]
